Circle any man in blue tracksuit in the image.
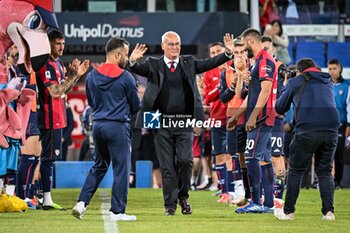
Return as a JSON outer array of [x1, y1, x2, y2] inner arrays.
[[274, 58, 339, 221], [72, 37, 141, 221], [328, 59, 350, 189]]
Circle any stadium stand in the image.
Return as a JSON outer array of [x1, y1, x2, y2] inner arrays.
[[295, 42, 325, 67], [327, 42, 350, 67]]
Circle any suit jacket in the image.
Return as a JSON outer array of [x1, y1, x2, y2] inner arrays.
[[130, 53, 231, 128]]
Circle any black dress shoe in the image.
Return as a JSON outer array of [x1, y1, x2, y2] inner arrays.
[[164, 208, 176, 216], [178, 199, 192, 215]]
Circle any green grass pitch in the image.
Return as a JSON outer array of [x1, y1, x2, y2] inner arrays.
[[0, 188, 349, 233]]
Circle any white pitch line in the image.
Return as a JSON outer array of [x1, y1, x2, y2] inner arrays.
[[100, 191, 118, 233]]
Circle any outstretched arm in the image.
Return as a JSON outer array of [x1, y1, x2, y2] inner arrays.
[[195, 33, 234, 73]]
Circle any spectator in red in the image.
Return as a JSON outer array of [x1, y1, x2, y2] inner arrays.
[[259, 0, 277, 31]]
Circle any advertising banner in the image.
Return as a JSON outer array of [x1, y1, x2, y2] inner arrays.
[[56, 12, 249, 45]]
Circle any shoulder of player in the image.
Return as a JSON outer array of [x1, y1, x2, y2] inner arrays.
[[257, 56, 277, 70], [37, 60, 54, 71], [120, 70, 137, 85]]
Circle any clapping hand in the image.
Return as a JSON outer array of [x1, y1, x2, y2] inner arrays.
[[67, 59, 90, 81], [130, 43, 148, 63], [242, 71, 251, 86], [234, 57, 246, 72], [223, 33, 234, 56]]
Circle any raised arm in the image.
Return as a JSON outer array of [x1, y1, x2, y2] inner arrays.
[[129, 43, 148, 64], [128, 43, 151, 77]]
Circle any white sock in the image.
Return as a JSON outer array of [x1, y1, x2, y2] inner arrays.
[[0, 179, 3, 192], [43, 192, 54, 206], [191, 176, 198, 185], [5, 184, 15, 196], [203, 175, 209, 184], [234, 180, 245, 197], [234, 180, 244, 186]]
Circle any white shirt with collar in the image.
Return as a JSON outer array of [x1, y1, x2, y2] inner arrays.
[[164, 56, 179, 69]]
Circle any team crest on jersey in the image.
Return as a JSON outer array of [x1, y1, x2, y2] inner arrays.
[[45, 71, 51, 79], [55, 150, 60, 156], [261, 65, 272, 73], [339, 89, 343, 96]]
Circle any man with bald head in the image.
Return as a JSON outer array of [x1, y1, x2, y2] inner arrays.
[[129, 31, 234, 216]]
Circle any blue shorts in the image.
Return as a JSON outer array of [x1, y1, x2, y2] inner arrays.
[[271, 117, 285, 156], [244, 124, 272, 162], [40, 128, 63, 161], [0, 138, 20, 176], [26, 111, 40, 138], [227, 125, 247, 154], [211, 126, 227, 155]]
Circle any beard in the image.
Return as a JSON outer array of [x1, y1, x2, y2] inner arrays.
[[119, 59, 126, 68], [246, 47, 254, 59]]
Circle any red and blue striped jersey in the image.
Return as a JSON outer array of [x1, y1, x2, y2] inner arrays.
[[246, 49, 277, 126], [36, 57, 67, 129]]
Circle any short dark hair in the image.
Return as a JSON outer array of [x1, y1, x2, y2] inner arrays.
[[209, 42, 224, 48], [48, 29, 64, 41], [233, 38, 244, 47], [261, 35, 273, 43], [296, 58, 317, 72], [105, 37, 129, 54], [241, 28, 261, 41], [328, 58, 341, 66]]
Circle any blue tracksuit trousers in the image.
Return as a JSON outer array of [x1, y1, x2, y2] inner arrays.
[[78, 121, 131, 214]]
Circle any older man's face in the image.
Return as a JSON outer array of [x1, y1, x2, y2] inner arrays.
[[161, 34, 181, 60]]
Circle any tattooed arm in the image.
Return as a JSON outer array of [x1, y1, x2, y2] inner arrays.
[[47, 59, 90, 98]]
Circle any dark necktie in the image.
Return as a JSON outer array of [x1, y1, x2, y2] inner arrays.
[[169, 61, 176, 73]]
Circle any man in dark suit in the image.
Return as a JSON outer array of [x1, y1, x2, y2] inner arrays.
[[129, 31, 234, 216]]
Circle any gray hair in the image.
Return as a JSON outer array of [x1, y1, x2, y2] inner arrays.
[[161, 31, 181, 44]]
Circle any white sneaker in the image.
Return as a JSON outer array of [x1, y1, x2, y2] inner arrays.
[[234, 180, 245, 198], [196, 181, 209, 190], [322, 211, 335, 221], [109, 212, 136, 221], [228, 182, 245, 205], [72, 201, 86, 220], [209, 185, 219, 191], [274, 208, 294, 220]]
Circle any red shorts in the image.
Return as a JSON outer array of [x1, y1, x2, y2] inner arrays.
[[193, 135, 202, 158]]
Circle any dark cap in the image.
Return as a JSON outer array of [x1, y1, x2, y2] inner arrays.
[[22, 0, 59, 28]]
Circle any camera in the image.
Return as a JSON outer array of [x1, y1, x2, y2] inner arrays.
[[279, 67, 297, 79]]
